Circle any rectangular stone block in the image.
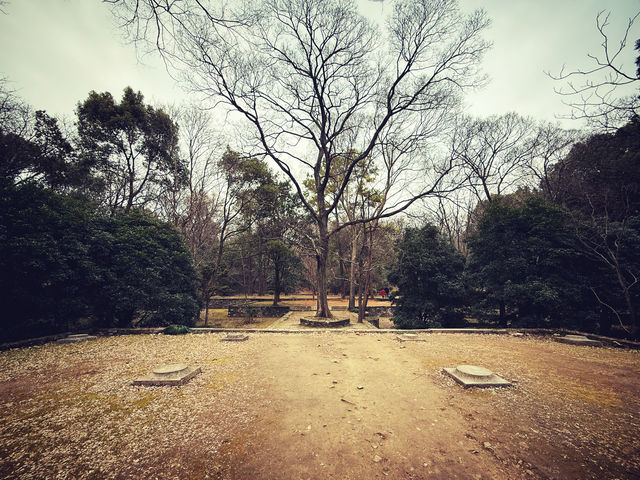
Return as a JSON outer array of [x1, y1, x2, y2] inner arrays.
[[133, 366, 201, 387], [221, 334, 249, 342], [443, 366, 511, 388], [396, 334, 425, 342], [555, 335, 602, 347], [300, 317, 350, 328], [56, 334, 97, 344]]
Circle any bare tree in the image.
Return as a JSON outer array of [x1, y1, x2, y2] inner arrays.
[[548, 9, 640, 131], [438, 115, 580, 254], [154, 104, 222, 230], [108, 0, 490, 317], [525, 122, 582, 201], [422, 192, 475, 254], [450, 112, 537, 205], [0, 77, 33, 138]]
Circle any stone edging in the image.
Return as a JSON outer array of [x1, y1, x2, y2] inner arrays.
[[3, 327, 639, 350]]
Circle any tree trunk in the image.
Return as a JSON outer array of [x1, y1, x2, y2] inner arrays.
[[358, 225, 375, 323], [273, 264, 281, 306], [202, 231, 225, 328], [339, 256, 346, 299], [316, 215, 332, 318], [355, 228, 366, 321], [348, 227, 358, 310], [498, 301, 506, 327], [614, 262, 639, 339], [204, 296, 210, 327], [356, 273, 365, 322], [598, 307, 612, 336]]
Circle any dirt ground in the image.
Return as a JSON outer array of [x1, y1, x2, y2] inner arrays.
[[0, 331, 639, 480]]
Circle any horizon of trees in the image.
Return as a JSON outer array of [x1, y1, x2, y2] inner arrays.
[[1, 2, 640, 340], [3, 80, 639, 340]]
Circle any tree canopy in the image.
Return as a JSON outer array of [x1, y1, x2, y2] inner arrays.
[[77, 87, 182, 213], [388, 224, 466, 329], [466, 194, 595, 329]]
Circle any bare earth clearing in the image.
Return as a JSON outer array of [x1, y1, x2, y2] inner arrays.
[[0, 332, 639, 479]]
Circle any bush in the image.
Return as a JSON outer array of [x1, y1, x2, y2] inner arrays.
[[466, 195, 598, 330], [0, 183, 94, 341], [0, 182, 199, 341], [388, 224, 466, 329], [89, 209, 199, 328], [163, 324, 191, 335]]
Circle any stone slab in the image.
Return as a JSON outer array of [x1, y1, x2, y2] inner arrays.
[[555, 335, 602, 347], [396, 334, 426, 342], [153, 364, 188, 375], [221, 334, 249, 342], [133, 366, 201, 386], [443, 365, 511, 388], [300, 317, 350, 328], [56, 334, 97, 344]]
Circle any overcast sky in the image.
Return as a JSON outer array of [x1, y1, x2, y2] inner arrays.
[[0, 0, 638, 128]]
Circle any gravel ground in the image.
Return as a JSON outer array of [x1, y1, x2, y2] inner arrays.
[[0, 332, 639, 479]]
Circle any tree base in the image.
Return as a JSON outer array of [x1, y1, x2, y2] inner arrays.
[[300, 317, 350, 328]]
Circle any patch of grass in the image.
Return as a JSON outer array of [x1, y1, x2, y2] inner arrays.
[[206, 371, 237, 390], [196, 309, 228, 326], [204, 356, 233, 365], [560, 381, 622, 408], [199, 317, 279, 329]]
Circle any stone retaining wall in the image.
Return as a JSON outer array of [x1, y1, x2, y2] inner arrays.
[[227, 305, 291, 317], [289, 305, 313, 311], [365, 306, 394, 316], [300, 317, 350, 328], [207, 298, 249, 308], [208, 297, 320, 308]]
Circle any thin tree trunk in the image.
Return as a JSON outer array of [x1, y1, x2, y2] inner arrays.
[[348, 227, 359, 310], [616, 267, 639, 339], [316, 215, 332, 318], [498, 301, 506, 326], [273, 264, 281, 306], [339, 256, 346, 299], [358, 225, 375, 323]]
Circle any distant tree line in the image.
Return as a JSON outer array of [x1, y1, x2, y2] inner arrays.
[[389, 117, 640, 339], [3, 81, 640, 341], [2, 1, 639, 341], [0, 81, 404, 341]]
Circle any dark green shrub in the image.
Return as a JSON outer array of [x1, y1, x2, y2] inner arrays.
[[388, 224, 466, 329], [0, 182, 199, 342], [163, 324, 190, 335], [89, 209, 199, 328], [0, 183, 95, 341], [467, 195, 598, 330]]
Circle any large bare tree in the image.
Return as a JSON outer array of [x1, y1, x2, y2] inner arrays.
[[107, 0, 490, 317]]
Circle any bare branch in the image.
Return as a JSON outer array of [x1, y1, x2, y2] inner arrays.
[[548, 9, 640, 131]]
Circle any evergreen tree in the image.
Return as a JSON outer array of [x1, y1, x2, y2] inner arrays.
[[388, 224, 466, 329], [467, 195, 596, 329]]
